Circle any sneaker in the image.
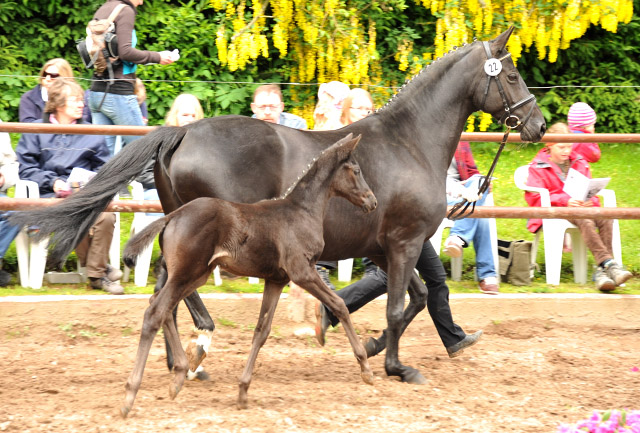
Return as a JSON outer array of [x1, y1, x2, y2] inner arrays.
[[316, 265, 335, 290], [478, 276, 499, 295], [443, 236, 464, 258], [604, 261, 632, 287], [106, 265, 123, 282], [446, 330, 483, 358], [594, 266, 616, 292], [89, 277, 124, 295]]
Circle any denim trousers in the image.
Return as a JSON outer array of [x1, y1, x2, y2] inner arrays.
[[325, 242, 466, 348], [446, 175, 496, 281], [0, 212, 20, 259], [89, 92, 144, 156]]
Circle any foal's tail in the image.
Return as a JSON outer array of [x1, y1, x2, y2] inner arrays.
[[8, 126, 188, 267], [122, 217, 168, 268]]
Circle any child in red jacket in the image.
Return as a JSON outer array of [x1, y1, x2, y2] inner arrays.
[[524, 123, 631, 291]]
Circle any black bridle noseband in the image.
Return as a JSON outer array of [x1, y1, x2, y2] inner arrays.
[[447, 41, 537, 220]]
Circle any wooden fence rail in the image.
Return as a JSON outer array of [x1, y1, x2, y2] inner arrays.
[[1, 123, 639, 220], [2, 122, 640, 143]]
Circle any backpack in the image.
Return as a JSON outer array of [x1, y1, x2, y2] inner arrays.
[[76, 4, 126, 81]]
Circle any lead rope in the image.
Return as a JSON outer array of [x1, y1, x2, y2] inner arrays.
[[447, 125, 512, 220]]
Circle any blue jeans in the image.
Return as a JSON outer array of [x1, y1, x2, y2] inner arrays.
[[89, 92, 144, 156], [446, 175, 496, 280], [0, 193, 20, 259], [143, 189, 163, 217]]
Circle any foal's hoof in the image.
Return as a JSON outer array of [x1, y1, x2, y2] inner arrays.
[[401, 367, 427, 385], [361, 371, 375, 385], [119, 405, 131, 419]]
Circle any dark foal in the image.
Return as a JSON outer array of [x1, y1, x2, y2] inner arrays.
[[119, 134, 377, 416]]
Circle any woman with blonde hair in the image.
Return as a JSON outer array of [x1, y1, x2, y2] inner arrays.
[[19, 58, 90, 123], [164, 93, 204, 127], [340, 88, 375, 126]]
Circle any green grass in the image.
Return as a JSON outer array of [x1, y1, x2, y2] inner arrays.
[[1, 141, 638, 296]]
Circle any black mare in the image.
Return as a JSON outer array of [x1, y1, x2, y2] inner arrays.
[[12, 28, 545, 384]]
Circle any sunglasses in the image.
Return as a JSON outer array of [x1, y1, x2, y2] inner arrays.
[[43, 72, 60, 79]]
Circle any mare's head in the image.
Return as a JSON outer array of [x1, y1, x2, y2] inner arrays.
[[470, 27, 546, 142], [326, 134, 377, 213]]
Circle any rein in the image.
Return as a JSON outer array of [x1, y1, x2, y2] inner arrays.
[[447, 41, 536, 221]]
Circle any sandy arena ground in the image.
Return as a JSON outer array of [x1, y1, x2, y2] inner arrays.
[[1, 292, 639, 432]]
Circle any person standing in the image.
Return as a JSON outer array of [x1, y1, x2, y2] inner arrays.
[[16, 78, 124, 294], [250, 84, 307, 129], [88, 0, 177, 156]]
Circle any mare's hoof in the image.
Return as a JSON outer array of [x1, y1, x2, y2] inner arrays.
[[364, 336, 385, 358], [186, 341, 207, 371], [401, 368, 427, 385], [361, 371, 375, 385], [237, 398, 248, 410]]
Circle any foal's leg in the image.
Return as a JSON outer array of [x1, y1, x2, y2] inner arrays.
[[162, 309, 190, 400], [294, 270, 374, 386], [237, 280, 285, 409], [121, 286, 183, 418]]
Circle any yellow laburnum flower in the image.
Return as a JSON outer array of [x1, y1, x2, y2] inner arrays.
[[479, 112, 493, 132], [466, 114, 476, 132]]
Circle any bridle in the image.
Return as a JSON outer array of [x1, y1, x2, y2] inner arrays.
[[447, 41, 537, 220]]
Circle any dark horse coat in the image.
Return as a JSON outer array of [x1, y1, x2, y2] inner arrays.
[[11, 28, 546, 384]]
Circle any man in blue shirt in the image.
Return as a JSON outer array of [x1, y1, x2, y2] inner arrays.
[[250, 84, 307, 129]]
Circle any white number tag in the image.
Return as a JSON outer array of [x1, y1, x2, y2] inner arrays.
[[484, 58, 502, 76]]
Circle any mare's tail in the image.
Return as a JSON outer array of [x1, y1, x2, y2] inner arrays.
[[122, 217, 168, 268], [8, 126, 188, 267]]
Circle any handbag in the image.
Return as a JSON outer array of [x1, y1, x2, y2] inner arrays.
[[498, 239, 534, 286]]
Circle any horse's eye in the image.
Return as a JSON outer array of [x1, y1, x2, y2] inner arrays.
[[508, 73, 518, 83], [354, 169, 361, 176]]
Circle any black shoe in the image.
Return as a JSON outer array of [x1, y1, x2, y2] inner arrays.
[[446, 330, 483, 358], [0, 269, 11, 287], [316, 266, 335, 290], [89, 277, 124, 295]]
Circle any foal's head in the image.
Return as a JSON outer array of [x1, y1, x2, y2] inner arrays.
[[328, 134, 377, 213]]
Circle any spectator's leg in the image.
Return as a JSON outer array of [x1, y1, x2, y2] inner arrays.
[[568, 218, 612, 265], [85, 212, 116, 279]]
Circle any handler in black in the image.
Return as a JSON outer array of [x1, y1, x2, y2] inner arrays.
[[315, 241, 482, 358]]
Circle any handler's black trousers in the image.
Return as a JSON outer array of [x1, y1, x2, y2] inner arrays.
[[324, 241, 467, 348]]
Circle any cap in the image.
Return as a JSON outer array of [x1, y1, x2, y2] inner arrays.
[[567, 102, 596, 128], [318, 81, 350, 103]]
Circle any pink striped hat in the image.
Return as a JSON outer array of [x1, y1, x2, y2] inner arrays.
[[567, 102, 597, 128]]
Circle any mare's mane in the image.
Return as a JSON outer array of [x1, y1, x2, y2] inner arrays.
[[376, 42, 473, 113]]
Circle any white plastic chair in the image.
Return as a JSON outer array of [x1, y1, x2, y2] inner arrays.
[[429, 192, 499, 281], [15, 179, 122, 289], [122, 182, 223, 287], [513, 165, 622, 285]]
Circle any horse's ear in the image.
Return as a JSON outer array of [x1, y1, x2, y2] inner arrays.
[[347, 134, 362, 153], [491, 26, 514, 53]]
